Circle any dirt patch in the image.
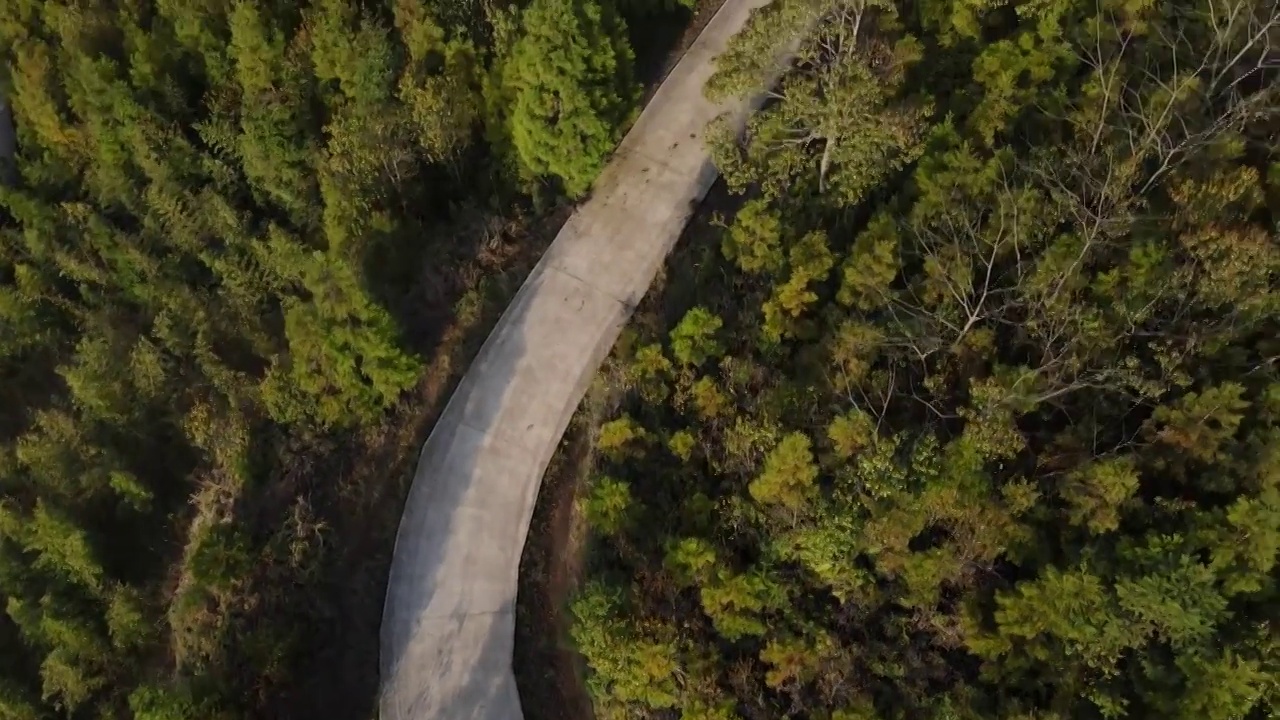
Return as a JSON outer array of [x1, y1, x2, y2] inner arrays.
[[512, 403, 598, 720]]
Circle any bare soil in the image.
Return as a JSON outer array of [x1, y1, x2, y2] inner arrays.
[[512, 410, 597, 720]]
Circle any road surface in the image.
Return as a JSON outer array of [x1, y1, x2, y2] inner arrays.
[[379, 0, 773, 717]]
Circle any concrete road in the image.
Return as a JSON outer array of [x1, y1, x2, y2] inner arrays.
[[379, 0, 773, 717]]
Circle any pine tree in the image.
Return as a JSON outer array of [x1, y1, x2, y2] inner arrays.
[[502, 0, 637, 196]]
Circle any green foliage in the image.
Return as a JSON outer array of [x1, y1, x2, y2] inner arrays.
[[761, 230, 834, 344], [264, 265, 422, 428], [582, 476, 634, 536], [577, 0, 1280, 718], [837, 213, 899, 310], [689, 376, 730, 420], [703, 0, 817, 102], [570, 582, 680, 712], [394, 0, 482, 162], [827, 409, 875, 458], [0, 0, 668, 709], [670, 307, 725, 367], [749, 432, 818, 509], [1146, 383, 1249, 465], [597, 415, 652, 460], [187, 523, 252, 591], [709, 4, 930, 204], [108, 471, 153, 513], [828, 320, 884, 387], [38, 647, 105, 712], [1061, 457, 1139, 534], [968, 32, 1071, 146], [105, 586, 153, 650], [14, 594, 113, 711], [759, 632, 837, 690], [668, 429, 697, 461], [919, 0, 1008, 41], [628, 342, 674, 402], [129, 683, 227, 720], [501, 0, 637, 196], [977, 565, 1138, 672], [721, 199, 785, 275], [699, 568, 784, 640], [0, 679, 40, 720], [27, 503, 104, 594], [681, 699, 740, 720], [665, 537, 718, 584], [1172, 650, 1270, 720]]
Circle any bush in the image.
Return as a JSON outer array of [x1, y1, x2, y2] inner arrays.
[[670, 308, 724, 367]]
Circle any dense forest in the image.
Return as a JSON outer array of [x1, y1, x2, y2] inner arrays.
[[573, 0, 1280, 718], [0, 0, 686, 715]]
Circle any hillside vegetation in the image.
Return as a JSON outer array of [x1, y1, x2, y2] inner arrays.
[[0, 0, 688, 715], [572, 0, 1280, 717]]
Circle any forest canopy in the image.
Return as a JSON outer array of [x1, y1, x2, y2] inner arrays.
[[572, 0, 1280, 718], [0, 0, 680, 714]]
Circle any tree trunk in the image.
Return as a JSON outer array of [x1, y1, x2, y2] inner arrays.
[[818, 136, 833, 193], [0, 95, 15, 186]]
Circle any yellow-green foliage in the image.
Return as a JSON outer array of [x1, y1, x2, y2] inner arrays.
[[499, 0, 636, 196], [582, 476, 634, 536], [576, 0, 1280, 717], [597, 415, 651, 460], [671, 307, 726, 367], [749, 432, 819, 509]]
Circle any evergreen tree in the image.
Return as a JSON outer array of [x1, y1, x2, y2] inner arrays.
[[0, 0, 666, 712], [501, 0, 637, 196]]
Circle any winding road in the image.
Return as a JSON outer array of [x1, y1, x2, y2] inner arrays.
[[378, 1, 773, 717]]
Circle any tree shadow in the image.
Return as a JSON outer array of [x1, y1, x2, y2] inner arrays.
[[627, 4, 696, 89], [627, 0, 729, 96], [0, 96, 15, 187]]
